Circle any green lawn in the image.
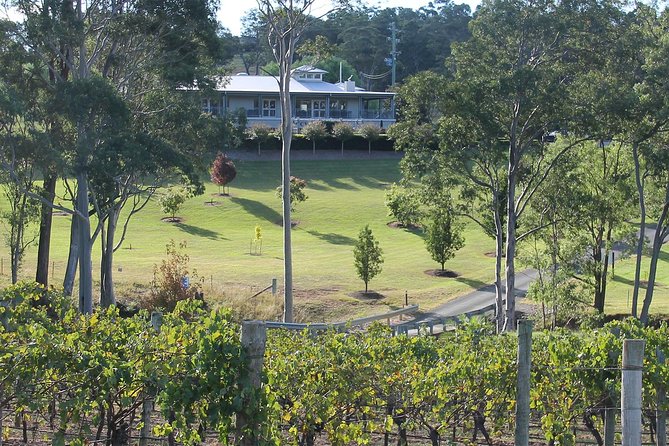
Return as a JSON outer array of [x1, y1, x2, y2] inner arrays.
[[1, 156, 667, 322]]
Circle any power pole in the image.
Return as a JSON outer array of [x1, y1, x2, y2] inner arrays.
[[387, 22, 400, 86]]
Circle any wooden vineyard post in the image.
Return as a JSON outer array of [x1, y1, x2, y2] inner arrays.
[[657, 348, 666, 446], [0, 385, 3, 446], [605, 328, 621, 446], [236, 321, 267, 446], [140, 312, 163, 446], [622, 339, 645, 446], [515, 320, 532, 446]]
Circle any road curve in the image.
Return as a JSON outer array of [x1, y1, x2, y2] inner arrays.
[[403, 269, 539, 324]]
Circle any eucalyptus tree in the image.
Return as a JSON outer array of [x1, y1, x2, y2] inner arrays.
[[390, 71, 509, 330], [6, 0, 223, 312], [445, 0, 624, 330], [256, 0, 348, 323], [585, 5, 669, 320], [638, 138, 669, 324], [0, 85, 42, 284]]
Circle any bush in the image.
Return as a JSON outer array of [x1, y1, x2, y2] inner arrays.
[[276, 176, 308, 212], [384, 183, 422, 227], [145, 240, 203, 312], [159, 188, 187, 220]]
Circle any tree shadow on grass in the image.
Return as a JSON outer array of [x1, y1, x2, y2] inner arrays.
[[175, 223, 226, 240], [454, 276, 489, 290], [307, 230, 356, 246], [230, 197, 281, 223]]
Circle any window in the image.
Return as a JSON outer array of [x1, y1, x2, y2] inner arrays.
[[201, 98, 219, 115], [330, 100, 347, 118], [263, 99, 276, 117], [312, 100, 326, 118], [295, 99, 310, 118]]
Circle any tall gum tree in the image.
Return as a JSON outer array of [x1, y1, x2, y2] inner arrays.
[[390, 71, 509, 332], [257, 0, 347, 323], [8, 0, 223, 312], [448, 0, 618, 330], [591, 6, 669, 321]]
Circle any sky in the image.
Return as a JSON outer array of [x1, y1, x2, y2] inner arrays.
[[218, 0, 481, 36]]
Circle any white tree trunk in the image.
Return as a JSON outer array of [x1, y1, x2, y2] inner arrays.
[[76, 170, 93, 314], [504, 148, 518, 332], [640, 183, 669, 324], [632, 143, 646, 318], [279, 31, 295, 323], [100, 206, 120, 307]]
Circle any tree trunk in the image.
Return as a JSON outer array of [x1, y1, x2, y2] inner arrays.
[[36, 172, 57, 286], [76, 170, 93, 314], [631, 143, 646, 318], [504, 145, 518, 332], [279, 35, 295, 323], [341, 140, 344, 156], [10, 196, 26, 284], [640, 186, 669, 325], [429, 427, 440, 446], [592, 226, 606, 313], [63, 214, 79, 296], [100, 206, 120, 307], [494, 207, 504, 333], [312, 139, 316, 155]]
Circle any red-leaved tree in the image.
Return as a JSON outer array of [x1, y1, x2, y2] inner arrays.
[[210, 153, 237, 195]]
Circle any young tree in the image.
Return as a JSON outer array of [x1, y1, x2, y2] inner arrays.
[[247, 123, 275, 156], [384, 183, 422, 227], [333, 122, 354, 156], [358, 123, 381, 154], [276, 176, 308, 212], [210, 153, 237, 195], [424, 207, 465, 272], [160, 189, 187, 222], [353, 225, 383, 293], [301, 120, 328, 155]]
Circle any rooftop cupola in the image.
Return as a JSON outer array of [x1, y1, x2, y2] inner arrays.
[[291, 65, 327, 82]]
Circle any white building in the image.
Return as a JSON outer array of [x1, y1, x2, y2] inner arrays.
[[201, 65, 396, 131]]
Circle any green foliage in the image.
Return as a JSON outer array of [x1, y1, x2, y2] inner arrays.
[[333, 122, 354, 154], [353, 225, 383, 292], [159, 188, 187, 220], [145, 240, 203, 312], [276, 176, 308, 212], [384, 183, 422, 227], [424, 207, 465, 271], [5, 289, 669, 446], [300, 120, 328, 153], [332, 122, 354, 141]]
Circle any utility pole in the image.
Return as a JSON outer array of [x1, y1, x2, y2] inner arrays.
[[387, 22, 400, 86]]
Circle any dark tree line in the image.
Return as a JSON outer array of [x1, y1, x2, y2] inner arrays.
[[229, 0, 472, 90]]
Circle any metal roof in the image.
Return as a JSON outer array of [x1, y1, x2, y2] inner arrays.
[[215, 75, 394, 96]]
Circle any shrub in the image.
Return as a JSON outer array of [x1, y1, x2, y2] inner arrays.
[[384, 183, 422, 227], [145, 240, 203, 312], [159, 188, 187, 221], [276, 176, 308, 212]]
